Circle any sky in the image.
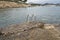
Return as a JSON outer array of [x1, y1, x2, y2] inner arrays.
[[27, 0, 60, 3]]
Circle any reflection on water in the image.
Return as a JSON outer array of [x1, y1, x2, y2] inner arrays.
[[0, 6, 60, 27]]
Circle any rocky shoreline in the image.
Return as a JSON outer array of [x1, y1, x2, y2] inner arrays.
[[0, 1, 31, 8], [0, 21, 60, 40]]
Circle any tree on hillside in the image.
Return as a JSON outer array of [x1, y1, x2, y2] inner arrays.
[[0, 0, 27, 3], [20, 0, 27, 2]]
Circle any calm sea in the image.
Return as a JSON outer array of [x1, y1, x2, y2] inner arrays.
[[0, 6, 60, 27]]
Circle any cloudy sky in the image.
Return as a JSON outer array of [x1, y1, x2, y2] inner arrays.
[[27, 0, 60, 3]]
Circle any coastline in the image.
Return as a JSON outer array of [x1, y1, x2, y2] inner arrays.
[[0, 1, 60, 8], [0, 1, 31, 8], [0, 1, 60, 40]]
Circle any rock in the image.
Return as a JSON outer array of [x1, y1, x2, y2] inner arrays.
[[0, 31, 4, 35], [0, 21, 60, 40], [0, 1, 31, 8], [28, 28, 60, 40], [44, 24, 55, 29]]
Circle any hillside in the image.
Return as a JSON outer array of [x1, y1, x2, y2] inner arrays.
[[0, 1, 31, 8]]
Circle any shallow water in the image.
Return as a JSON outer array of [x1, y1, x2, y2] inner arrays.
[[0, 6, 60, 27]]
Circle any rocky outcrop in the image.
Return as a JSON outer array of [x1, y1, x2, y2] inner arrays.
[[0, 1, 31, 8], [0, 21, 60, 40]]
